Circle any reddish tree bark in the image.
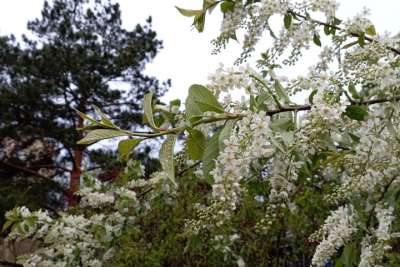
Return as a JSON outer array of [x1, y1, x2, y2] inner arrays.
[[68, 114, 83, 204]]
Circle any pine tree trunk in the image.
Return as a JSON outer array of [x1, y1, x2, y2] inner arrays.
[[69, 114, 83, 203], [70, 148, 82, 193]]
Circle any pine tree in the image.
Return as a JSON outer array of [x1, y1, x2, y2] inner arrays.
[[0, 0, 169, 205]]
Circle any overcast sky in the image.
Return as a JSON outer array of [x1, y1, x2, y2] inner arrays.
[[0, 0, 399, 103]]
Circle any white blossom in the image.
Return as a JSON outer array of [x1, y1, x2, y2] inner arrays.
[[312, 205, 357, 267]]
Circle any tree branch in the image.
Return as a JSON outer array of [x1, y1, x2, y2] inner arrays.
[[177, 161, 201, 176], [0, 260, 23, 267], [28, 164, 72, 172], [265, 95, 400, 116], [0, 160, 70, 196], [1, 160, 53, 181], [111, 95, 400, 139]]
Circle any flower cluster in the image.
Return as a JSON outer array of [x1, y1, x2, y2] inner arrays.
[[307, 0, 338, 19], [359, 205, 395, 267], [211, 111, 273, 209], [220, 1, 245, 37], [4, 160, 178, 266], [207, 64, 257, 97], [344, 9, 373, 34], [312, 205, 357, 267]]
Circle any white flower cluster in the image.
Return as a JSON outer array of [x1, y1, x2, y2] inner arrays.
[[242, 0, 289, 55], [220, 1, 245, 36], [5, 207, 53, 241], [295, 84, 349, 158], [186, 112, 273, 259], [307, 0, 338, 19], [80, 191, 115, 208], [340, 114, 400, 196], [268, 152, 297, 202], [291, 22, 313, 50], [4, 163, 175, 266], [207, 64, 257, 95], [344, 9, 373, 34], [6, 206, 127, 267], [375, 205, 395, 242], [342, 48, 400, 97], [211, 111, 273, 209], [315, 46, 335, 72], [312, 205, 357, 267], [359, 205, 395, 267]]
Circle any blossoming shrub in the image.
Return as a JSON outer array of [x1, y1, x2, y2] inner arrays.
[[4, 0, 400, 266]]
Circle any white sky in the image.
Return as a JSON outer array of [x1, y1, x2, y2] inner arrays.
[[0, 0, 399, 104]]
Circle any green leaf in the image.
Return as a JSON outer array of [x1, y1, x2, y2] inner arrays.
[[93, 105, 116, 128], [284, 13, 292, 29], [318, 132, 335, 150], [187, 129, 206, 160], [270, 116, 294, 132], [341, 243, 357, 267], [342, 40, 358, 50], [348, 83, 360, 99], [345, 105, 368, 121], [175, 6, 203, 17], [118, 139, 142, 160], [280, 131, 294, 146], [365, 25, 376, 36], [143, 92, 158, 130], [73, 108, 99, 125], [77, 129, 127, 145], [185, 84, 224, 121], [194, 12, 206, 32], [268, 26, 277, 39], [270, 138, 285, 153], [2, 219, 14, 232], [170, 99, 181, 108], [385, 120, 400, 143], [333, 17, 342, 25], [348, 132, 360, 143], [324, 25, 331, 35], [313, 33, 321, 47], [203, 0, 217, 9], [160, 135, 177, 185], [218, 122, 234, 149], [202, 129, 222, 178], [255, 92, 272, 110], [308, 89, 318, 104], [358, 32, 366, 47], [220, 1, 235, 13], [194, 101, 224, 113], [274, 80, 290, 104], [176, 6, 207, 32]]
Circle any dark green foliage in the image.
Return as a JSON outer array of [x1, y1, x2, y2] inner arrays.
[[110, 173, 332, 266]]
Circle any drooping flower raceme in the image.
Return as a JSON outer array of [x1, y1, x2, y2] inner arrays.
[[211, 111, 273, 209], [312, 205, 358, 267]]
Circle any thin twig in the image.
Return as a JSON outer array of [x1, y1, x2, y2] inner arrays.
[[177, 161, 201, 176]]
